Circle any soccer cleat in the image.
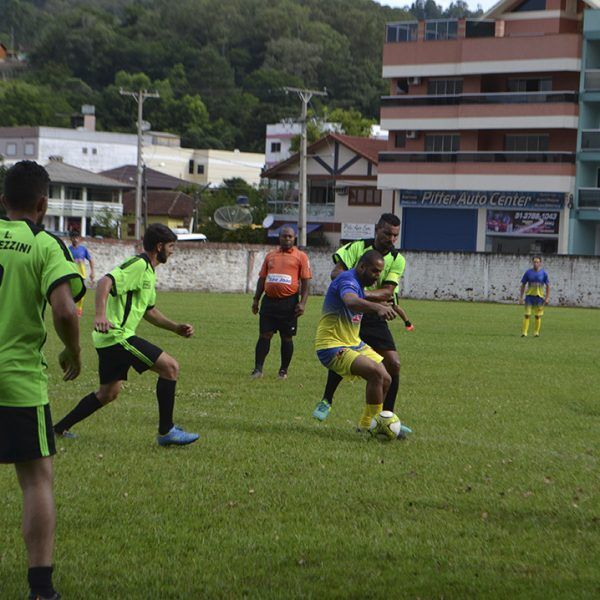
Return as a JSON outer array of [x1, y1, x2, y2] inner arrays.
[[312, 400, 331, 421], [278, 369, 288, 380], [398, 424, 413, 440], [55, 429, 77, 439], [250, 368, 263, 379], [29, 593, 60, 600], [521, 334, 527, 338], [157, 426, 199, 447], [534, 333, 540, 337]]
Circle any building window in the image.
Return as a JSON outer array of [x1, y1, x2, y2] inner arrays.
[[513, 0, 546, 12], [394, 132, 406, 148], [65, 186, 82, 200], [92, 148, 97, 155], [507, 78, 552, 92], [24, 142, 35, 156], [425, 134, 460, 152], [424, 20, 458, 41], [505, 135, 549, 152], [396, 79, 409, 95], [6, 143, 17, 156], [82, 147, 88, 154], [196, 164, 204, 174], [188, 159, 194, 174], [127, 223, 135, 237], [48, 185, 59, 199], [349, 188, 382, 207], [386, 22, 418, 43], [428, 79, 463, 95], [270, 142, 282, 153]]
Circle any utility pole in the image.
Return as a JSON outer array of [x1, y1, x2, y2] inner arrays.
[[283, 86, 327, 247], [119, 88, 159, 239]]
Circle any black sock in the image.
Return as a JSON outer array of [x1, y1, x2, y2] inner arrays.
[[323, 370, 343, 405], [280, 339, 294, 371], [54, 393, 102, 434], [28, 566, 55, 597], [383, 374, 400, 412], [157, 378, 176, 435], [254, 337, 270, 370]]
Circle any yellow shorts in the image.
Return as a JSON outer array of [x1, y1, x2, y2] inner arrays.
[[324, 344, 383, 380], [524, 304, 544, 317]]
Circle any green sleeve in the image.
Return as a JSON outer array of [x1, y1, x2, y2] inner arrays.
[[109, 257, 147, 295], [40, 234, 86, 303], [333, 241, 362, 269], [383, 254, 406, 287]]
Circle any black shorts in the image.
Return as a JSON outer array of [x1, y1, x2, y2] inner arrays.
[[360, 313, 397, 352], [0, 404, 56, 463], [97, 336, 163, 384], [259, 295, 299, 337]]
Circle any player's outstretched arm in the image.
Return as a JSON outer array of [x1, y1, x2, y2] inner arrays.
[[49, 282, 82, 381], [94, 275, 114, 332], [144, 307, 194, 337], [342, 292, 397, 321]]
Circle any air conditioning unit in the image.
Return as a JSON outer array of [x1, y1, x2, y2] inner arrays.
[[406, 130, 418, 140], [408, 77, 421, 85]]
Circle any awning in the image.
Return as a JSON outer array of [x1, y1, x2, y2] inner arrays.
[[268, 222, 322, 237]]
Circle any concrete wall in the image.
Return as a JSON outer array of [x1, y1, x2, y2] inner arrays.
[[77, 239, 600, 307]]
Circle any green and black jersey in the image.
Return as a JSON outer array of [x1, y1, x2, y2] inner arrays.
[[0, 218, 85, 407], [333, 238, 406, 292], [92, 254, 157, 349]]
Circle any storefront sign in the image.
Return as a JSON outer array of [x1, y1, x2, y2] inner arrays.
[[341, 222, 375, 240], [399, 189, 566, 210], [486, 210, 560, 237]]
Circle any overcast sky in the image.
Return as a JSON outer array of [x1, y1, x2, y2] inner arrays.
[[374, 0, 499, 11]]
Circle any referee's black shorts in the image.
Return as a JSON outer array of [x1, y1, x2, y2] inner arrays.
[[97, 336, 163, 384], [259, 294, 299, 337], [0, 404, 56, 463], [360, 313, 397, 351]]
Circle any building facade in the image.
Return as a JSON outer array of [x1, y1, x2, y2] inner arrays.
[[380, 0, 598, 254]]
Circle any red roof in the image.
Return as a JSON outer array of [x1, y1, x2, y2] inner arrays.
[[262, 133, 387, 178], [101, 165, 188, 190], [122, 190, 193, 218]]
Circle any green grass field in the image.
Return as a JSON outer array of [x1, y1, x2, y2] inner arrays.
[[1, 292, 599, 599]]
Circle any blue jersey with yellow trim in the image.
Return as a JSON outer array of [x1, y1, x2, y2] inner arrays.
[[521, 268, 549, 299], [315, 269, 365, 350]]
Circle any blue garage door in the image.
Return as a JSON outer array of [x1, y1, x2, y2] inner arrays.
[[401, 208, 478, 251]]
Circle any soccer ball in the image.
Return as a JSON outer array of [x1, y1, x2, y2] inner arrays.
[[369, 410, 403, 440]]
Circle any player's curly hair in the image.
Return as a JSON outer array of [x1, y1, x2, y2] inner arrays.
[[143, 223, 177, 251], [3, 161, 50, 210]]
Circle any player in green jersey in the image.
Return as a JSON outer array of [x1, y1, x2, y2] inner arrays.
[[312, 214, 409, 424], [1, 161, 85, 600], [53, 223, 199, 446]]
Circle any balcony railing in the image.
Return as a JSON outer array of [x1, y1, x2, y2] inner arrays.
[[381, 91, 579, 107], [379, 152, 575, 164], [46, 199, 123, 217], [583, 70, 600, 91], [386, 18, 495, 43], [267, 200, 334, 218], [578, 188, 600, 209], [581, 130, 600, 151]]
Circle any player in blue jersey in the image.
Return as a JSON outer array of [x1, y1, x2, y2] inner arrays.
[[68, 231, 95, 316], [315, 250, 398, 430], [519, 256, 550, 337]]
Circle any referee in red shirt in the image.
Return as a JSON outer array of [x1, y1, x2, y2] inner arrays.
[[251, 226, 312, 379]]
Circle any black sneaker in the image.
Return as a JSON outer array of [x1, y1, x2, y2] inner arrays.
[[278, 369, 288, 380], [250, 368, 263, 379], [29, 592, 60, 600]]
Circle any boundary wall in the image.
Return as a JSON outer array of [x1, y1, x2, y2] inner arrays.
[[77, 240, 600, 308]]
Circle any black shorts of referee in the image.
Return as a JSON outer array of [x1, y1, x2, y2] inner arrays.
[[259, 294, 299, 337], [359, 312, 397, 351]]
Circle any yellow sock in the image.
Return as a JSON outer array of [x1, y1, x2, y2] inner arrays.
[[521, 316, 530, 336], [534, 316, 542, 335], [358, 403, 383, 429]]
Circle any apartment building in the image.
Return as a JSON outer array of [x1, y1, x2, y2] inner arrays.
[[380, 0, 599, 255]]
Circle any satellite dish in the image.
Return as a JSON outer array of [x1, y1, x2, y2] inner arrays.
[[213, 205, 253, 230], [262, 214, 275, 228]]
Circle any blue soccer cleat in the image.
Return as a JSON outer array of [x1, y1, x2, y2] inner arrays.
[[312, 399, 332, 421], [157, 426, 199, 447], [398, 424, 413, 439]]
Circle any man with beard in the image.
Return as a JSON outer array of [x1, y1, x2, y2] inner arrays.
[[53, 223, 199, 446], [315, 250, 397, 430], [313, 214, 406, 422]]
